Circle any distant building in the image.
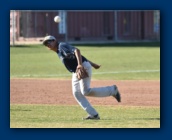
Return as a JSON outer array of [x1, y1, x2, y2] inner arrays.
[[10, 10, 160, 43]]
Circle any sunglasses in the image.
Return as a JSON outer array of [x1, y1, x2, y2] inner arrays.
[[44, 40, 54, 46]]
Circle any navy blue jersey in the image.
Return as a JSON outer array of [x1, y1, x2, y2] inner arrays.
[[56, 42, 87, 73]]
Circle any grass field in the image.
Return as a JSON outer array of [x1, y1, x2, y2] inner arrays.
[[10, 43, 160, 80], [10, 43, 160, 128], [10, 104, 160, 128]]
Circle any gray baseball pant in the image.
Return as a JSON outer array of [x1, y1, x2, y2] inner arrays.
[[72, 61, 117, 116]]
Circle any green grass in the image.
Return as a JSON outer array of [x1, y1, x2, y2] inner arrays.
[[10, 104, 160, 128], [10, 44, 160, 128], [10, 44, 160, 80]]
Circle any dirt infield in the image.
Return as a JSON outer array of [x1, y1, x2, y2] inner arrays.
[[10, 79, 160, 106]]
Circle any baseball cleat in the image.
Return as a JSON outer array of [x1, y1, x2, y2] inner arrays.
[[83, 114, 100, 120], [113, 85, 121, 102]]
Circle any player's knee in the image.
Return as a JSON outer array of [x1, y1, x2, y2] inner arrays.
[[81, 88, 91, 96]]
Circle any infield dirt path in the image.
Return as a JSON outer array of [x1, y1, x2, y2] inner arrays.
[[10, 79, 160, 106]]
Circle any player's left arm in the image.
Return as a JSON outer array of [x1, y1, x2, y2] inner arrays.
[[87, 60, 101, 69]]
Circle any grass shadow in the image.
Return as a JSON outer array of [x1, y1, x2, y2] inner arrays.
[[73, 42, 160, 47], [10, 109, 32, 112], [10, 42, 160, 48], [101, 118, 160, 121], [10, 45, 42, 48]]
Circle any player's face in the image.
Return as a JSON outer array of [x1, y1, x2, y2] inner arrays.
[[45, 40, 57, 51], [45, 40, 54, 46]]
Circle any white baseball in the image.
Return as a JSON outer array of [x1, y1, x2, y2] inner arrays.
[[54, 16, 61, 23]]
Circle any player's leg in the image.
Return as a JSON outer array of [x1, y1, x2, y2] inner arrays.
[[80, 61, 121, 101], [72, 72, 99, 117]]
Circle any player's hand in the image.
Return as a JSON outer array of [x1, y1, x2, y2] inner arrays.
[[76, 65, 89, 80]]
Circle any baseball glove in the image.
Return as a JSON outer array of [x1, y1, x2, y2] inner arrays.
[[76, 65, 89, 80]]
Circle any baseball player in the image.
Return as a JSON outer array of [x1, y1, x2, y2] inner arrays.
[[42, 35, 121, 120]]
